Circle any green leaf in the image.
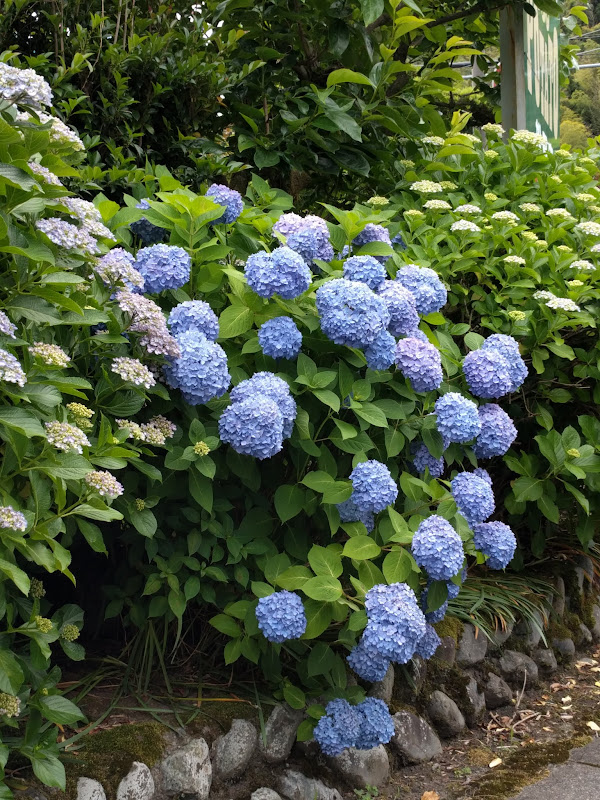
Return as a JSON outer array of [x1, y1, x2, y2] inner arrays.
[[0, 650, 24, 693], [302, 576, 343, 601], [219, 304, 254, 338], [342, 536, 381, 560], [76, 519, 107, 554], [274, 484, 305, 522], [512, 476, 544, 502], [333, 419, 357, 439], [355, 403, 388, 427], [360, 0, 384, 25], [307, 641, 336, 677], [0, 408, 45, 438], [322, 481, 353, 505], [313, 389, 340, 411], [302, 471, 335, 492], [75, 503, 123, 522], [129, 508, 157, 537], [537, 494, 559, 523], [189, 470, 213, 513], [39, 695, 85, 725], [283, 684, 306, 710], [464, 332, 485, 350], [276, 566, 313, 590], [301, 600, 333, 638], [308, 545, 343, 578], [31, 754, 65, 789], [327, 69, 374, 88], [0, 558, 30, 594], [382, 548, 412, 583], [210, 614, 242, 637]]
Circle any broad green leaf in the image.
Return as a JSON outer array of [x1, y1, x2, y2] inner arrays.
[[327, 69, 374, 88], [342, 536, 381, 560], [274, 484, 305, 522], [219, 304, 253, 338], [302, 575, 343, 601], [0, 650, 24, 693], [39, 695, 85, 725], [210, 614, 242, 637], [308, 545, 343, 578], [382, 548, 412, 583]]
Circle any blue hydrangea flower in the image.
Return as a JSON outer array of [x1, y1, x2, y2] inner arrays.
[[230, 372, 296, 439], [391, 233, 407, 249], [481, 334, 528, 392], [163, 330, 230, 405], [463, 348, 513, 399], [412, 443, 444, 478], [446, 567, 468, 600], [287, 216, 332, 263], [395, 337, 443, 392], [473, 521, 517, 569], [353, 224, 393, 263], [135, 244, 191, 293], [473, 404, 517, 459], [206, 183, 244, 224], [219, 395, 284, 459], [378, 281, 420, 336], [347, 641, 390, 682], [314, 699, 362, 757], [255, 590, 307, 642], [316, 279, 390, 349], [258, 316, 302, 360], [365, 329, 396, 370], [451, 472, 495, 527], [435, 393, 481, 443], [350, 460, 398, 514], [245, 247, 311, 300], [415, 623, 441, 659], [395, 264, 447, 315], [343, 255, 387, 290], [473, 468, 492, 486], [412, 515, 464, 580], [168, 300, 219, 340], [130, 199, 165, 244], [421, 587, 448, 623], [336, 498, 374, 532], [362, 583, 426, 663], [354, 698, 395, 750], [403, 329, 429, 343]]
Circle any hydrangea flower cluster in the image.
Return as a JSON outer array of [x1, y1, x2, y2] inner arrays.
[[245, 247, 311, 299], [349, 460, 398, 514], [61, 624, 80, 641], [490, 210, 519, 224], [395, 337, 443, 392], [395, 264, 447, 315], [351, 223, 392, 263], [316, 279, 389, 349], [36, 219, 99, 255], [415, 624, 441, 659], [420, 586, 448, 623], [314, 698, 394, 756], [29, 342, 70, 367], [462, 348, 512, 399], [206, 183, 244, 225], [130, 199, 165, 244], [0, 311, 16, 338], [343, 255, 386, 290], [0, 505, 27, 531], [424, 199, 451, 211], [511, 130, 547, 148], [0, 692, 21, 719], [546, 297, 580, 312], [28, 160, 62, 187], [230, 372, 296, 438], [45, 421, 90, 453], [95, 248, 145, 291], [451, 220, 481, 233], [412, 443, 444, 478], [273, 213, 333, 263], [337, 498, 374, 533], [481, 334, 527, 392], [255, 590, 306, 642], [473, 521, 517, 569], [84, 470, 124, 498], [575, 221, 600, 236], [0, 349, 26, 387], [435, 392, 480, 443], [134, 244, 191, 293], [258, 316, 302, 360], [116, 290, 180, 358], [67, 403, 94, 427], [451, 472, 495, 526], [31, 112, 84, 151], [168, 301, 219, 341], [455, 204, 481, 215], [377, 281, 419, 337], [410, 181, 442, 193], [364, 329, 396, 370], [570, 260, 594, 271], [164, 330, 230, 405], [473, 404, 517, 459], [0, 62, 52, 108], [116, 416, 176, 445], [111, 357, 155, 389], [346, 639, 388, 680], [411, 515, 464, 580]]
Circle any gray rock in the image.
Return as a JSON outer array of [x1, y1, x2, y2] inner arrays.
[[435, 636, 456, 665], [277, 769, 342, 800], [77, 778, 106, 800], [160, 738, 212, 798], [465, 677, 486, 726], [513, 610, 544, 650], [116, 762, 155, 800], [328, 745, 389, 789], [394, 655, 427, 704], [391, 710, 442, 764], [574, 567, 586, 596], [456, 624, 488, 666], [260, 704, 304, 764], [499, 650, 539, 687], [580, 623, 593, 645], [553, 637, 576, 660], [212, 718, 257, 781], [575, 554, 595, 583], [488, 620, 514, 650], [483, 673, 512, 709], [251, 790, 282, 800], [591, 605, 600, 642], [532, 647, 558, 674], [368, 664, 395, 704], [552, 576, 566, 617], [426, 690, 466, 738]]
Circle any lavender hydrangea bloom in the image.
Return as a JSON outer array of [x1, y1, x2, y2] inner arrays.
[[206, 183, 244, 224], [0, 349, 26, 387], [435, 393, 481, 443], [347, 641, 390, 682], [353, 223, 393, 263], [255, 590, 306, 642], [273, 213, 304, 237], [481, 334, 528, 392], [421, 586, 448, 623], [473, 468, 492, 486], [135, 244, 191, 293], [355, 698, 395, 750], [451, 472, 495, 526], [0, 311, 16, 338], [0, 505, 27, 531], [343, 255, 387, 290], [336, 498, 374, 532], [316, 279, 390, 349], [168, 301, 219, 341], [404, 329, 429, 343], [473, 404, 517, 459], [245, 246, 311, 299], [350, 460, 398, 513], [412, 515, 464, 580], [395, 337, 443, 392], [364, 329, 396, 370], [314, 699, 362, 756], [116, 290, 180, 358], [130, 199, 165, 244], [230, 372, 296, 439], [220, 394, 284, 459], [413, 443, 444, 478], [258, 317, 302, 360], [396, 264, 447, 315], [473, 521, 517, 569], [287, 217, 332, 263], [391, 233, 407, 249], [163, 330, 230, 405], [95, 248, 145, 291], [361, 583, 427, 664], [36, 219, 98, 255], [463, 348, 513, 399], [377, 281, 420, 336], [415, 624, 441, 659]]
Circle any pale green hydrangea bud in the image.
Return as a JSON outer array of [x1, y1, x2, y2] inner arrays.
[[61, 624, 80, 642], [194, 441, 211, 456]]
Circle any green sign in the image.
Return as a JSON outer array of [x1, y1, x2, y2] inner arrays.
[[523, 10, 560, 139]]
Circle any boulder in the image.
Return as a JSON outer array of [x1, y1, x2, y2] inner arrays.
[[579, 623, 593, 645], [260, 704, 304, 764], [251, 790, 283, 800], [456, 624, 487, 666], [553, 637, 575, 660], [328, 745, 389, 789], [368, 664, 395, 704], [212, 718, 257, 781], [575, 554, 595, 583], [513, 610, 544, 650], [552, 576, 566, 617], [391, 710, 442, 764], [116, 763, 154, 800], [499, 650, 538, 687], [483, 673, 512, 709], [277, 770, 343, 800], [435, 636, 456, 665], [532, 647, 558, 674], [465, 677, 486, 726], [394, 655, 427, 704], [591, 604, 600, 642], [77, 778, 106, 800], [426, 690, 466, 738], [160, 738, 212, 798]]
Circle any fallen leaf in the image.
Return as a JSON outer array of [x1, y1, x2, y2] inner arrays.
[[587, 721, 600, 731], [561, 696, 572, 703], [421, 793, 440, 800], [489, 758, 503, 768]]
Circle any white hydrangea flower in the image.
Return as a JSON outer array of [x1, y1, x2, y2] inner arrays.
[[548, 175, 562, 185], [399, 159, 415, 168], [21, 111, 85, 152], [556, 149, 571, 158], [521, 231, 538, 242], [0, 62, 52, 109], [575, 193, 596, 203], [574, 166, 588, 174], [484, 150, 499, 160], [567, 280, 584, 287], [484, 192, 498, 202], [546, 208, 573, 221], [454, 204, 481, 214], [533, 290, 556, 301], [491, 210, 519, 223], [576, 221, 600, 236], [450, 220, 481, 233], [422, 135, 445, 146], [404, 209, 424, 218], [591, 243, 600, 253], [511, 130, 547, 148], [504, 255, 525, 265], [482, 123, 504, 136], [519, 203, 541, 214], [424, 199, 451, 211], [409, 180, 443, 193], [556, 245, 572, 252], [590, 206, 600, 215], [534, 239, 549, 249], [461, 133, 480, 144], [28, 161, 62, 187], [570, 259, 594, 271], [580, 157, 595, 167], [545, 297, 580, 312], [439, 181, 457, 191]]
